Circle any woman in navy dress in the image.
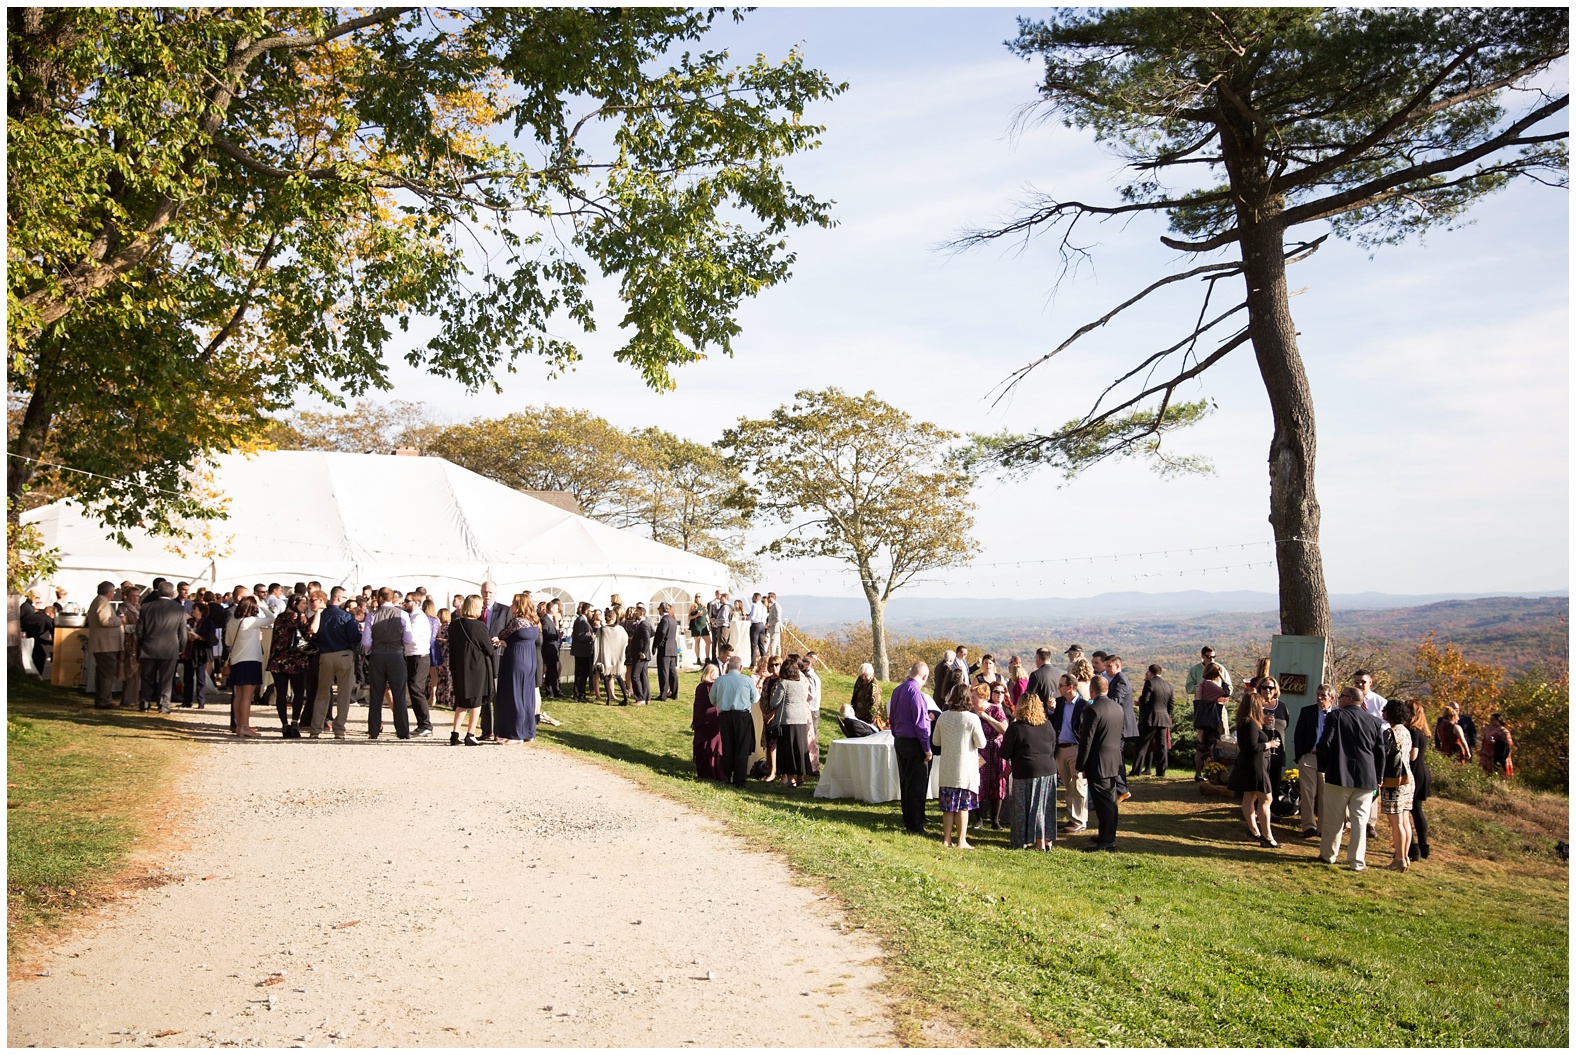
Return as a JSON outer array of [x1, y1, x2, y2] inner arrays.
[[495, 592, 540, 743]]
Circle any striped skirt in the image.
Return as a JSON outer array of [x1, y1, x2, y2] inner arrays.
[[1009, 774, 1058, 849]]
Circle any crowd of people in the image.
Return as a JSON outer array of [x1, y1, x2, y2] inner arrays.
[[27, 579, 1518, 868], [687, 639, 1516, 868]]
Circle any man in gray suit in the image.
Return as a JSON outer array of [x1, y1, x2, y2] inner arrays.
[[653, 602, 680, 700], [136, 581, 187, 713], [1077, 674, 1126, 851]]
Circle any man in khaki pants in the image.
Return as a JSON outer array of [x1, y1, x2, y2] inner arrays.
[[308, 588, 360, 739], [1293, 684, 1336, 837], [1051, 674, 1090, 833], [87, 580, 123, 709]]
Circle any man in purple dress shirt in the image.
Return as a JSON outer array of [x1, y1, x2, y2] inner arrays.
[[889, 661, 933, 834]]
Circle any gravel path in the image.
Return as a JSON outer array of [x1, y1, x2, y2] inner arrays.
[[8, 706, 894, 1048]]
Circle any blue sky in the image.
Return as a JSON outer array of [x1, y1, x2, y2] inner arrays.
[[379, 7, 1570, 599]]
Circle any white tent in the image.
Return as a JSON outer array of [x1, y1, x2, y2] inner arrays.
[[21, 450, 729, 610]]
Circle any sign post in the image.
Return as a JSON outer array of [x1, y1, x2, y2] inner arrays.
[[1269, 634, 1327, 765]]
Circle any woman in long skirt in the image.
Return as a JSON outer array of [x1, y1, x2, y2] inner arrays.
[[1000, 692, 1059, 850], [770, 664, 813, 787], [692, 662, 725, 780], [495, 592, 540, 743], [974, 682, 1012, 828]]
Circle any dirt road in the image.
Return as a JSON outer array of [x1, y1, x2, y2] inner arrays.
[[8, 707, 893, 1048]]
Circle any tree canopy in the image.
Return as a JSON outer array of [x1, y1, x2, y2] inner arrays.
[[964, 7, 1567, 639], [723, 388, 975, 678], [8, 7, 844, 535]]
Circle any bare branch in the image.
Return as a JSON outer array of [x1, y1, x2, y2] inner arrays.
[[987, 260, 1243, 407]]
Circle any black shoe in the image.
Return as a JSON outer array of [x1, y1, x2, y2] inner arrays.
[[450, 731, 461, 746], [1260, 836, 1281, 849], [1419, 843, 1431, 859], [1408, 844, 1422, 862], [397, 734, 411, 740], [368, 733, 380, 740], [463, 734, 480, 746]]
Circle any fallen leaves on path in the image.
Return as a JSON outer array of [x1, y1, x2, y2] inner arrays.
[[333, 919, 361, 929]]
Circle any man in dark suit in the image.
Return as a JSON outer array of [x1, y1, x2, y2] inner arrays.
[[1132, 664, 1174, 776], [653, 602, 680, 700], [1077, 674, 1125, 851], [1105, 655, 1137, 800], [477, 580, 511, 741], [1315, 685, 1387, 871], [539, 601, 563, 699], [136, 581, 188, 713], [569, 601, 596, 701], [628, 603, 654, 704], [1025, 646, 1059, 707]]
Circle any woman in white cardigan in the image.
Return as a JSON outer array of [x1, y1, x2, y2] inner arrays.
[[932, 682, 987, 848]]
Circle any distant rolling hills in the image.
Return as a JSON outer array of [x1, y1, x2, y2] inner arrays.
[[783, 591, 1568, 677]]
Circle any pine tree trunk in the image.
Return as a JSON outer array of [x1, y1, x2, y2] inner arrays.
[[1238, 214, 1332, 640], [863, 579, 890, 681]]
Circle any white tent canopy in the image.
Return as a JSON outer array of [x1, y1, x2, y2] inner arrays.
[[22, 450, 730, 611]]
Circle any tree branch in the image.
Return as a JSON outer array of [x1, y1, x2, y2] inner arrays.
[[1164, 92, 1569, 251]]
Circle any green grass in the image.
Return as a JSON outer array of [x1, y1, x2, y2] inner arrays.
[[7, 677, 190, 959], [541, 669, 1569, 1047]]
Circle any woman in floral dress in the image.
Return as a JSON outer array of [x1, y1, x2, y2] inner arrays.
[[432, 607, 454, 710], [266, 592, 313, 737]]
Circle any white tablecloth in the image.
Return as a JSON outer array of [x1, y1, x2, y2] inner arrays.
[[814, 730, 941, 803]]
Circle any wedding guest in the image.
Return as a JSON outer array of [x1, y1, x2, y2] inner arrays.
[[119, 585, 142, 708], [755, 656, 783, 782], [308, 586, 361, 739], [771, 660, 814, 787], [692, 662, 725, 781], [975, 682, 1011, 830], [87, 580, 123, 709], [627, 603, 653, 705], [593, 608, 628, 705], [361, 586, 415, 740], [1434, 703, 1471, 762], [888, 662, 933, 835], [1480, 713, 1514, 777], [432, 606, 454, 711], [1052, 674, 1090, 833], [802, 652, 824, 775], [850, 663, 883, 727], [180, 601, 219, 710], [1191, 663, 1232, 781], [933, 683, 987, 849], [1131, 664, 1174, 776], [690, 594, 712, 668], [1404, 699, 1434, 861], [1227, 686, 1280, 848], [540, 597, 564, 700], [136, 581, 186, 714], [654, 601, 680, 701], [495, 592, 540, 743], [570, 601, 596, 701], [400, 592, 435, 738], [448, 595, 496, 746], [1293, 684, 1336, 838], [1001, 691, 1059, 850], [1380, 699, 1417, 871], [223, 595, 275, 737], [1005, 655, 1029, 709], [1077, 674, 1125, 852], [712, 656, 759, 787], [1316, 686, 1386, 871], [267, 592, 313, 737], [1070, 657, 1094, 702]]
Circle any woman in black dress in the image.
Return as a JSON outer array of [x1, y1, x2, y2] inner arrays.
[[447, 594, 496, 746], [1405, 700, 1433, 860], [1227, 689, 1280, 847]]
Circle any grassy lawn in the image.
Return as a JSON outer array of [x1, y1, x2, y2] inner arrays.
[[7, 676, 192, 961], [541, 668, 1569, 1047]]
